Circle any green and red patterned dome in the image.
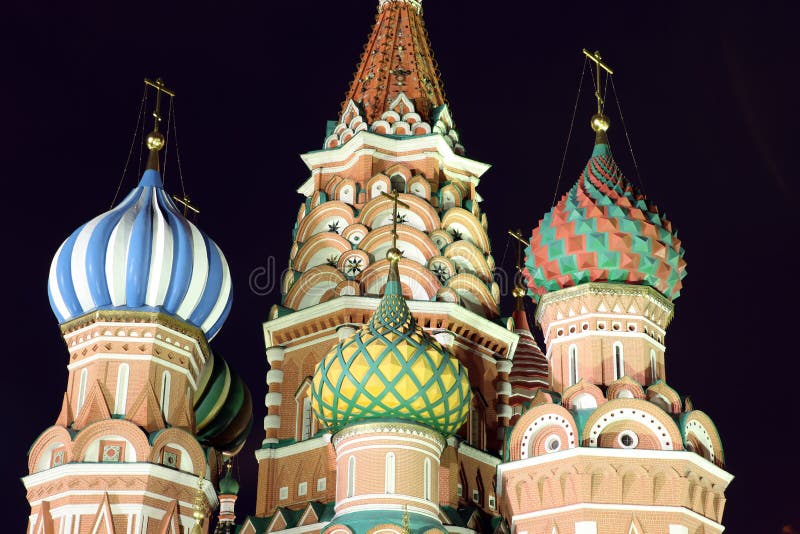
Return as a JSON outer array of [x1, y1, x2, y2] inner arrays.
[[523, 135, 686, 301]]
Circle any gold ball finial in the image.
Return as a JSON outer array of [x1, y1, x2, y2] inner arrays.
[[387, 248, 403, 262], [512, 286, 526, 298], [146, 131, 166, 151], [590, 113, 610, 132]]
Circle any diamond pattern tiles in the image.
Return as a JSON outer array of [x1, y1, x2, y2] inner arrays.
[[523, 142, 687, 302], [311, 279, 471, 435]]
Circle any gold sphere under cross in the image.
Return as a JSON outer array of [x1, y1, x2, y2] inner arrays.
[[591, 113, 610, 132], [146, 131, 166, 151]]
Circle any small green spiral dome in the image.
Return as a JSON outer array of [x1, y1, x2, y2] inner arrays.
[[311, 274, 471, 436], [218, 464, 240, 495], [523, 140, 686, 302]]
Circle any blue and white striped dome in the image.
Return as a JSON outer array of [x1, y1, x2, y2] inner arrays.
[[47, 169, 232, 340]]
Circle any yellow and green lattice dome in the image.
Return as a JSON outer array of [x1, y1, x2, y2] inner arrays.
[[311, 264, 471, 436]]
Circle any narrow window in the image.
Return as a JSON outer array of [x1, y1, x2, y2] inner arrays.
[[340, 185, 354, 204], [442, 192, 455, 210], [347, 456, 356, 498], [568, 345, 578, 386], [114, 364, 129, 414], [77, 368, 88, 415], [614, 343, 624, 380], [301, 397, 312, 440], [385, 453, 395, 494], [469, 400, 484, 449], [650, 349, 658, 382], [390, 174, 405, 193], [470, 404, 479, 445], [423, 458, 431, 501], [160, 371, 171, 420]]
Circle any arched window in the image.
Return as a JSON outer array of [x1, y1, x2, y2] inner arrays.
[[114, 364, 129, 414], [385, 453, 395, 494], [650, 349, 658, 382], [568, 345, 578, 386], [160, 371, 171, 420], [614, 342, 624, 380], [296, 379, 316, 441], [390, 174, 405, 193], [572, 392, 598, 410], [371, 181, 386, 199], [442, 192, 455, 211], [423, 458, 431, 500], [77, 368, 88, 415], [347, 456, 356, 498], [469, 397, 485, 449], [301, 397, 313, 440], [340, 185, 354, 204]]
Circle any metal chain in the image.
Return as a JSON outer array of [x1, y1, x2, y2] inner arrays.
[[551, 56, 588, 207], [610, 76, 646, 192], [110, 86, 146, 208]]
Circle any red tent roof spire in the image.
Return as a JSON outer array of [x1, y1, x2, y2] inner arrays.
[[341, 0, 446, 125]]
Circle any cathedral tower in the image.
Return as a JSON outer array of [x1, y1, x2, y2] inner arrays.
[[496, 52, 733, 533], [24, 81, 253, 534], [252, 0, 518, 530]]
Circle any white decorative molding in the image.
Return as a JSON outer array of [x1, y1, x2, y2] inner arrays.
[[265, 392, 283, 407], [457, 443, 502, 466], [266, 346, 286, 364], [264, 415, 281, 429], [299, 132, 489, 185], [266, 370, 284, 385], [255, 435, 331, 461], [496, 404, 512, 419], [496, 382, 512, 396], [510, 503, 722, 531], [336, 325, 358, 340], [432, 330, 454, 348], [263, 296, 518, 358], [496, 359, 513, 374], [22, 463, 218, 508], [496, 448, 733, 497]]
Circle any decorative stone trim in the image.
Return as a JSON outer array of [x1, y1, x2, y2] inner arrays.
[[265, 393, 282, 407], [264, 415, 281, 430], [535, 283, 673, 326], [496, 404, 512, 419], [496, 382, 512, 396], [266, 370, 284, 385], [332, 421, 445, 451], [266, 346, 285, 364], [496, 360, 513, 374]]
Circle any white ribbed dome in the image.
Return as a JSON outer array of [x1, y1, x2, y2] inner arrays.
[[47, 169, 232, 339]]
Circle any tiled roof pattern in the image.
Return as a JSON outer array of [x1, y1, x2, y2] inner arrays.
[[342, 0, 445, 125], [524, 141, 686, 302]]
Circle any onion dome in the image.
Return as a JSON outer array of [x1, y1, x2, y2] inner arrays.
[[47, 167, 233, 339], [194, 351, 253, 455], [523, 132, 686, 302], [508, 309, 549, 406], [311, 248, 471, 435], [218, 463, 240, 495]]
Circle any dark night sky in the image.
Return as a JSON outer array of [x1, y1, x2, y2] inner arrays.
[[2, 1, 797, 532]]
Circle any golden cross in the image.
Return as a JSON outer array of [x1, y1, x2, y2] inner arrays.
[[381, 190, 410, 251], [582, 49, 614, 115], [508, 229, 530, 309], [507, 229, 530, 248], [144, 78, 176, 134], [173, 194, 200, 217]]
